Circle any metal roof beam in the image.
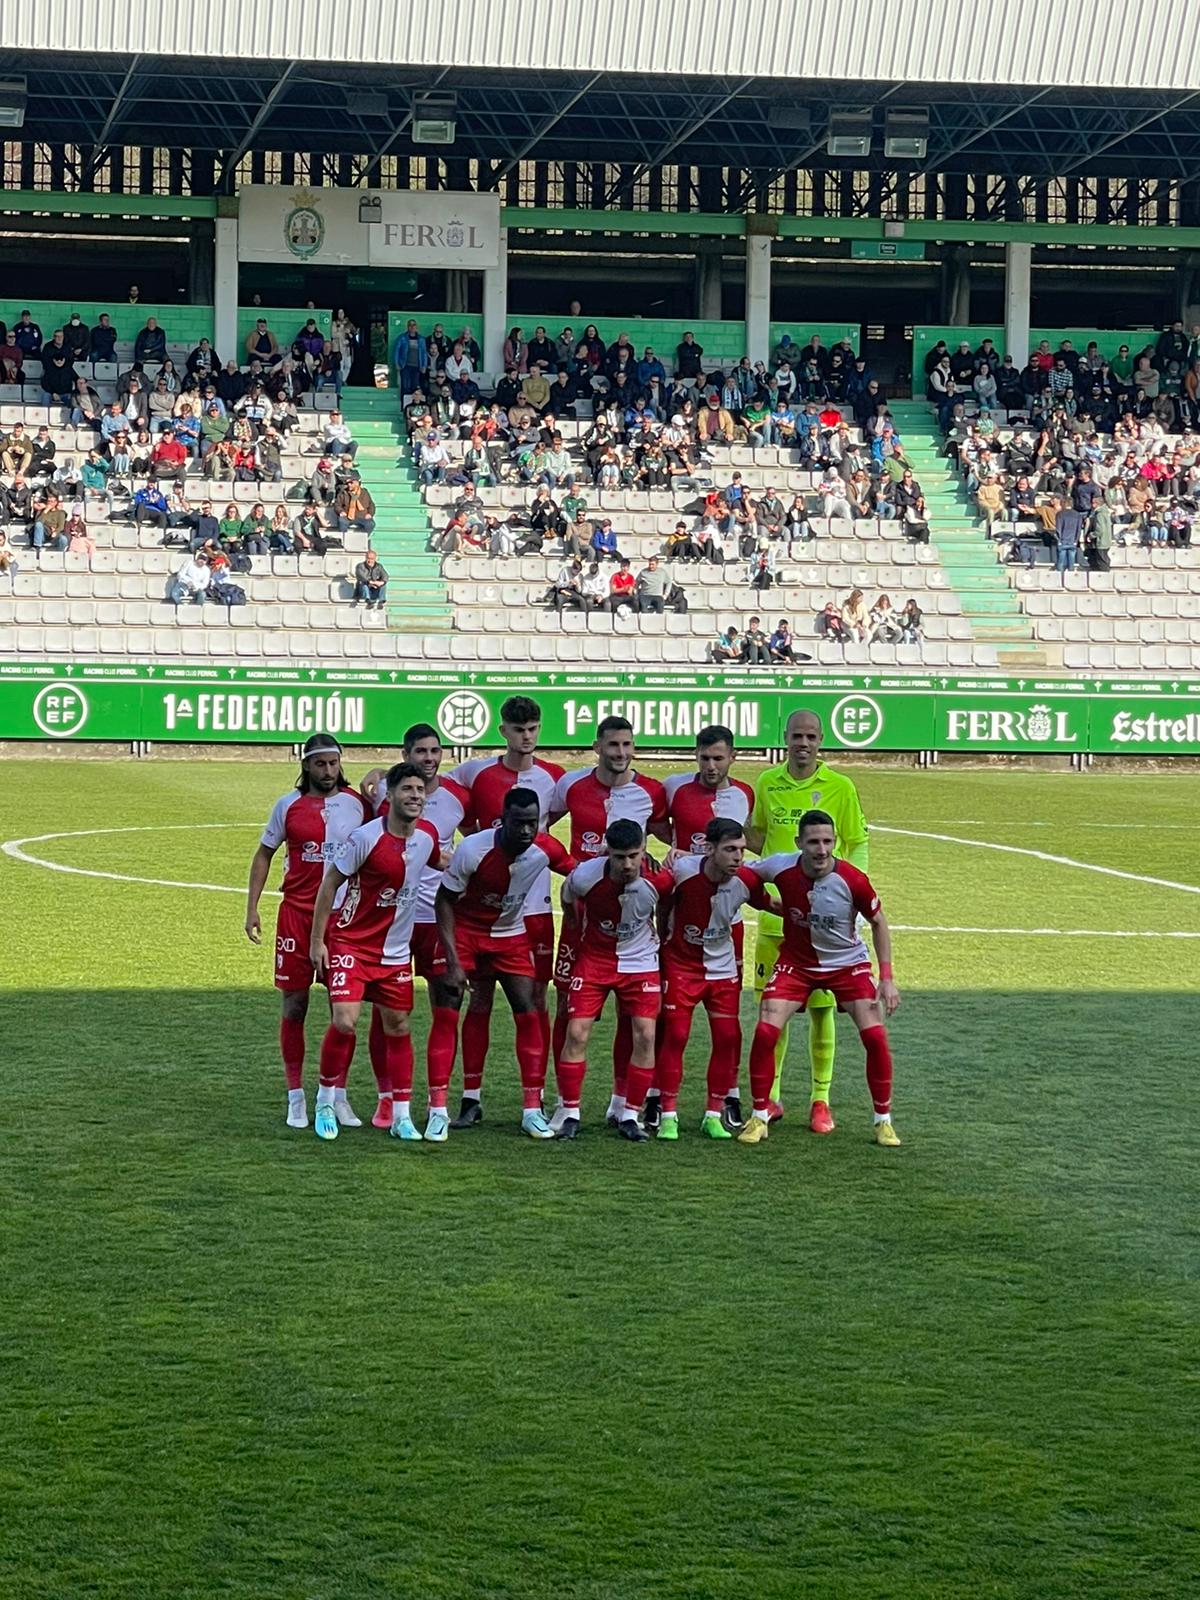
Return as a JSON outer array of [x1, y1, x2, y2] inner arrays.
[[1053, 91, 1200, 176], [218, 62, 298, 189], [492, 75, 603, 179], [602, 77, 756, 205]]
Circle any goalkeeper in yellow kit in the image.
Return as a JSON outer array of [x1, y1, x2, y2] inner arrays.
[[744, 708, 869, 1132]]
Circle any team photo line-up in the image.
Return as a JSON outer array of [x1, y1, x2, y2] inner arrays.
[[244, 697, 901, 1148]]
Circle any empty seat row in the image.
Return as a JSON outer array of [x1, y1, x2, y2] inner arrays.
[[1035, 617, 1198, 643], [1021, 591, 1200, 619], [1011, 568, 1199, 595]]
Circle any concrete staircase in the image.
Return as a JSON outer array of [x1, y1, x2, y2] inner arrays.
[[888, 400, 1049, 668], [338, 388, 452, 631]]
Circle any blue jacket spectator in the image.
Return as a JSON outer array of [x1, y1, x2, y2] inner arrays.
[[13, 313, 42, 356], [591, 520, 620, 560], [636, 353, 666, 387]]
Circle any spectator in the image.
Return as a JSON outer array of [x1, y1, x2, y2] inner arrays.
[[710, 624, 740, 663], [131, 481, 170, 532], [818, 467, 853, 523], [540, 432, 574, 489], [244, 317, 282, 368], [323, 411, 358, 461], [218, 502, 244, 549], [580, 561, 607, 609], [768, 618, 797, 663], [418, 432, 449, 485], [39, 332, 76, 402], [527, 326, 556, 372], [217, 360, 247, 408], [550, 557, 586, 611], [895, 468, 929, 542], [81, 450, 112, 509], [64, 510, 94, 557], [816, 601, 851, 642], [13, 309, 43, 359], [70, 376, 103, 430], [1053, 500, 1084, 577], [269, 505, 293, 553], [503, 327, 528, 374], [2, 421, 32, 474], [741, 617, 771, 665], [521, 368, 551, 412], [665, 520, 704, 563], [31, 492, 68, 552], [150, 427, 188, 486], [0, 326, 22, 381], [899, 598, 924, 644], [168, 552, 211, 605], [747, 540, 776, 591], [62, 313, 90, 363], [0, 530, 16, 576], [590, 518, 622, 562], [976, 476, 1006, 538], [392, 319, 428, 396], [869, 593, 903, 643], [606, 558, 637, 612], [635, 556, 669, 614], [89, 313, 117, 364], [841, 588, 870, 642], [335, 475, 376, 534], [314, 341, 342, 395], [239, 503, 271, 554], [149, 377, 176, 432], [675, 332, 704, 381], [1, 474, 32, 529], [185, 337, 221, 382], [133, 317, 167, 367], [353, 550, 388, 608], [293, 318, 325, 370]]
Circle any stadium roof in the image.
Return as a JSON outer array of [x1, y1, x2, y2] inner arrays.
[[9, 1, 1200, 188]]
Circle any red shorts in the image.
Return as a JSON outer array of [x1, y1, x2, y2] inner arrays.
[[411, 922, 448, 982], [456, 923, 535, 979], [762, 959, 877, 1010], [274, 900, 316, 992], [553, 905, 579, 991], [662, 967, 742, 1018], [525, 912, 555, 986], [325, 946, 414, 1010], [567, 965, 663, 1020]]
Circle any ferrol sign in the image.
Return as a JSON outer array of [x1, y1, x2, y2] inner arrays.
[[2, 666, 1199, 754], [237, 186, 502, 270]]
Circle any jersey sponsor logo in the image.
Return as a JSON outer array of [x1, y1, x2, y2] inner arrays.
[[689, 830, 707, 852], [300, 840, 339, 864], [581, 830, 603, 853], [275, 936, 298, 953], [640, 981, 661, 993], [375, 885, 417, 909]]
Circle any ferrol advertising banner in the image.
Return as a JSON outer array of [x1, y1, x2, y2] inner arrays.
[[236, 185, 502, 270], [2, 664, 1199, 755]]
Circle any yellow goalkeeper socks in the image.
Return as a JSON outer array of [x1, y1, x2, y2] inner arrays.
[[807, 1004, 836, 1105]]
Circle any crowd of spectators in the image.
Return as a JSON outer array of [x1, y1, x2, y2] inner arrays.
[[932, 325, 1200, 578]]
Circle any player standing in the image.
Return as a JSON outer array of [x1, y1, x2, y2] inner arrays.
[[553, 821, 673, 1142], [739, 810, 900, 1147], [550, 716, 668, 1125], [308, 763, 441, 1142], [363, 725, 473, 1132], [744, 709, 869, 1133], [653, 723, 756, 1130], [450, 696, 564, 1128], [435, 788, 575, 1139], [657, 818, 775, 1140], [245, 733, 368, 1129]]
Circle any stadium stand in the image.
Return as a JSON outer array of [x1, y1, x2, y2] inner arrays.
[[2, 308, 1199, 673]]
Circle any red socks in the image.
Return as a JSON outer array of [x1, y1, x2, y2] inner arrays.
[[426, 1006, 459, 1109], [318, 1025, 356, 1088], [514, 1010, 545, 1109], [656, 1010, 691, 1115], [367, 1007, 389, 1094], [551, 1002, 569, 1069], [555, 1056, 586, 1111], [461, 1008, 491, 1095], [748, 1021, 782, 1110], [612, 1012, 632, 1098], [385, 1032, 414, 1099], [862, 1025, 893, 1114], [708, 1015, 742, 1112], [279, 1016, 305, 1090]]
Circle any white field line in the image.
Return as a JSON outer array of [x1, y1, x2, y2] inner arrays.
[[874, 825, 1200, 897], [0, 823, 280, 897]]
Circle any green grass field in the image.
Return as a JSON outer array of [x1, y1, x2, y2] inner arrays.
[[3, 757, 1198, 1600]]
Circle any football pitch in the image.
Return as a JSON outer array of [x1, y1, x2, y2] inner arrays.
[[3, 756, 1197, 1600]]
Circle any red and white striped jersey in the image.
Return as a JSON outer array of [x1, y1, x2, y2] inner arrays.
[[562, 857, 674, 975], [260, 787, 369, 913], [452, 755, 565, 915], [663, 857, 772, 979], [551, 769, 668, 858], [750, 855, 879, 971], [442, 830, 575, 938], [662, 773, 755, 854], [329, 817, 441, 964], [377, 777, 472, 925]]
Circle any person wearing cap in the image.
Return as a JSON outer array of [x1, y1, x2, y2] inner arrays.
[[150, 426, 188, 486], [335, 475, 376, 534], [418, 431, 449, 485]]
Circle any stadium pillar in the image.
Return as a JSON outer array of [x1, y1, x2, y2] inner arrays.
[[1004, 242, 1032, 365], [483, 227, 508, 374], [745, 235, 772, 365], [696, 244, 722, 319], [214, 209, 239, 367]]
